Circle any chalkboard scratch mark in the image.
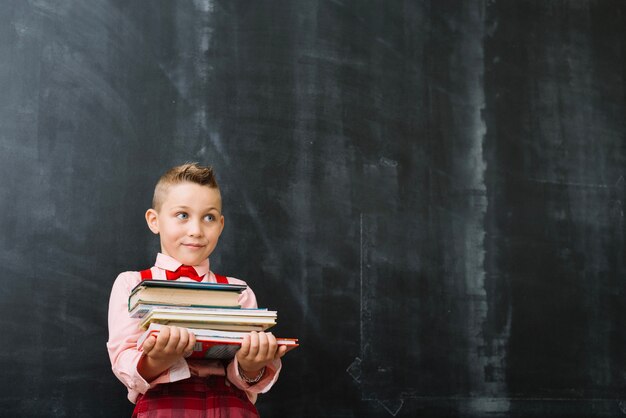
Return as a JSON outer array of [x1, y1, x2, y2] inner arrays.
[[374, 37, 403, 60], [155, 68, 226, 163], [202, 129, 229, 165], [155, 1, 228, 165], [41, 43, 138, 143], [379, 157, 398, 168], [29, 1, 71, 19], [618, 400, 626, 414], [381, 393, 626, 403], [242, 194, 278, 265], [350, 214, 405, 416], [359, 213, 364, 356], [348, 372, 406, 416], [524, 177, 614, 190], [240, 193, 314, 323], [298, 52, 367, 70], [192, 0, 214, 13], [328, 0, 346, 7], [378, 399, 404, 416], [346, 357, 362, 383]]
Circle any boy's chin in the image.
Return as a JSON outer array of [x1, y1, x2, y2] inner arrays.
[[163, 249, 210, 266]]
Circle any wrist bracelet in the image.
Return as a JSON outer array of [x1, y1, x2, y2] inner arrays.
[[239, 366, 265, 384]]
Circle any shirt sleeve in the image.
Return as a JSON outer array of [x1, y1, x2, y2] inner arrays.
[[223, 279, 283, 397], [106, 272, 191, 402]]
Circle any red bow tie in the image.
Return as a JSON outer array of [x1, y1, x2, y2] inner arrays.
[[166, 265, 203, 282]]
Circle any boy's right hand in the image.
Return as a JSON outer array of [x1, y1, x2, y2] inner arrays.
[[138, 326, 196, 381]]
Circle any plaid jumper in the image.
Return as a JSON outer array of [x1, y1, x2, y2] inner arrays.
[[132, 375, 259, 418]]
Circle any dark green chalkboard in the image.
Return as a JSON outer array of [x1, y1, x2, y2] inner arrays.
[[0, 1, 624, 417]]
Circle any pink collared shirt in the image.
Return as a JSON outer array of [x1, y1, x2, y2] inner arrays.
[[107, 253, 281, 404]]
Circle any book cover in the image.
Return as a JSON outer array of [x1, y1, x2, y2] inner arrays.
[[146, 321, 267, 332], [128, 280, 246, 311], [139, 311, 276, 330], [130, 303, 273, 319], [130, 280, 247, 294]]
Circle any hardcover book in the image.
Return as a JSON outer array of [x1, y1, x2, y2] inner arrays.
[[137, 323, 299, 360], [138, 306, 277, 331], [128, 280, 246, 311]]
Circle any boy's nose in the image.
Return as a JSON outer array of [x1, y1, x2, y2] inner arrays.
[[187, 220, 203, 236]]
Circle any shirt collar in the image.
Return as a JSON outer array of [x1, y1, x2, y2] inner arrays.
[[154, 253, 210, 278]]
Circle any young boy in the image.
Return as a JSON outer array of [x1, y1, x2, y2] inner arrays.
[[107, 163, 286, 417]]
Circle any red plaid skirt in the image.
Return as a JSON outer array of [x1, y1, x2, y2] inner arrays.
[[132, 375, 259, 418]]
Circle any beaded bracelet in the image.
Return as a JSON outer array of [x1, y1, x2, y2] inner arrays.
[[239, 366, 266, 384]]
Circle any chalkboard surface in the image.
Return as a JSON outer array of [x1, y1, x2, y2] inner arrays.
[[0, 1, 624, 417]]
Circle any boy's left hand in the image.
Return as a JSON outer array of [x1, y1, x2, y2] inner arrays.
[[236, 331, 287, 377]]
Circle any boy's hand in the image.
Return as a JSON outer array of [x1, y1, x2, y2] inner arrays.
[[138, 326, 196, 381], [236, 331, 288, 379]]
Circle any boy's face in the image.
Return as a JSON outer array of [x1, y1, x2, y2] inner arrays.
[[145, 182, 225, 266]]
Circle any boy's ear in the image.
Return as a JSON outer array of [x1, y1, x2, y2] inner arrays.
[[145, 209, 160, 234], [218, 215, 225, 235]]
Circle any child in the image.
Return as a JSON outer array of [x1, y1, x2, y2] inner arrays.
[[107, 163, 286, 418]]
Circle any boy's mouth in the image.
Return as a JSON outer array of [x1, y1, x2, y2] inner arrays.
[[183, 243, 205, 248]]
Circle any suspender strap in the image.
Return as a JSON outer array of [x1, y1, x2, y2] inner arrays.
[[140, 268, 228, 284], [214, 273, 229, 284], [140, 269, 153, 281]]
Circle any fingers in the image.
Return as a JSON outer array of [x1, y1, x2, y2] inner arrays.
[[239, 334, 251, 357], [248, 331, 260, 357], [175, 327, 190, 352], [256, 332, 269, 359], [266, 333, 278, 357], [142, 335, 157, 354], [154, 325, 175, 350], [184, 331, 196, 357], [244, 332, 272, 359], [237, 331, 283, 370], [148, 326, 195, 356], [235, 331, 290, 382], [168, 326, 196, 355]]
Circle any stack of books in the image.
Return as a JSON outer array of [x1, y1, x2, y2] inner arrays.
[[129, 280, 298, 359]]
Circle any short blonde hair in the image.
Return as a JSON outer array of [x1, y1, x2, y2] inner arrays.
[[152, 162, 220, 211]]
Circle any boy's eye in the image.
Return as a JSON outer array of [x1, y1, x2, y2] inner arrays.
[[176, 213, 188, 220], [204, 214, 215, 222]]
